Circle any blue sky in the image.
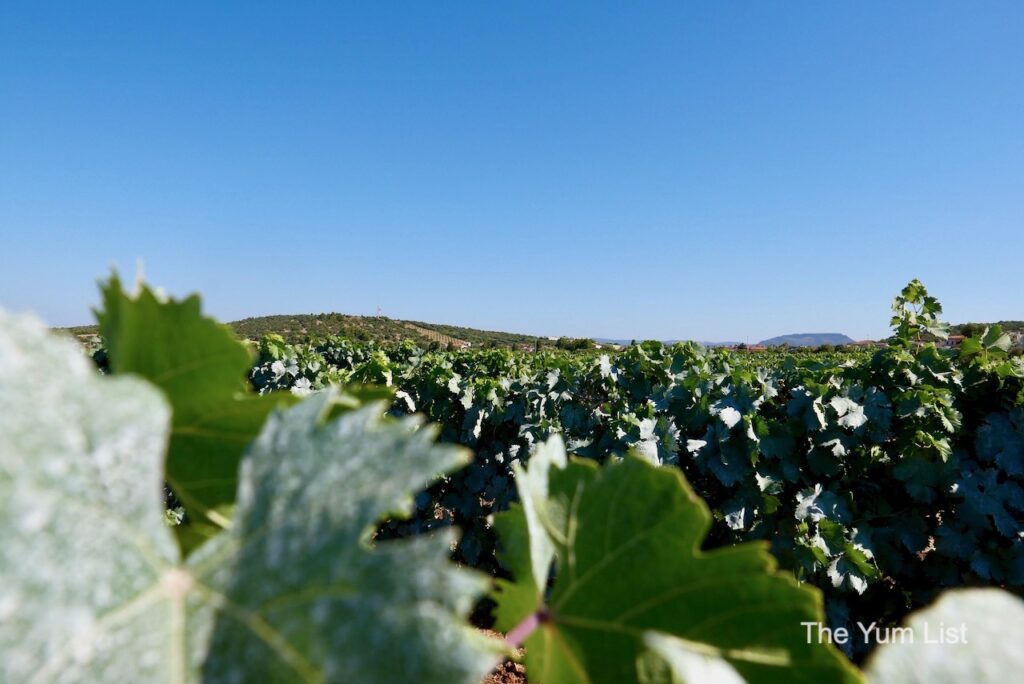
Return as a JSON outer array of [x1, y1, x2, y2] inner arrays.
[[1, 2, 1021, 341]]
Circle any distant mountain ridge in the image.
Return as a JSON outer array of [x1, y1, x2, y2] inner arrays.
[[758, 332, 855, 347]]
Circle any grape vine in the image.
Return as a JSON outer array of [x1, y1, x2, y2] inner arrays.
[[2, 276, 1021, 682]]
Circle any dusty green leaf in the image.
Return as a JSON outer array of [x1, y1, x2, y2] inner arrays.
[[1, 313, 500, 683], [196, 393, 502, 682], [866, 589, 1024, 684], [0, 310, 182, 682]]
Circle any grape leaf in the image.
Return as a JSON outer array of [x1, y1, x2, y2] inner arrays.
[[0, 312, 501, 683], [641, 631, 788, 684], [975, 410, 1024, 477], [866, 589, 1024, 684], [0, 311, 181, 682], [197, 393, 502, 683], [493, 438, 862, 684], [493, 503, 543, 636], [96, 274, 295, 547]]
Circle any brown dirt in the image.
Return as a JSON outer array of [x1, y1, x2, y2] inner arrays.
[[480, 659, 526, 684], [479, 630, 527, 684]]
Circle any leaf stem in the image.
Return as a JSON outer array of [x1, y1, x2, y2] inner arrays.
[[506, 609, 549, 648]]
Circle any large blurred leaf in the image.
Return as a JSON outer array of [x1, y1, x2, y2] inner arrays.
[[0, 310, 181, 681], [96, 274, 295, 546], [866, 589, 1024, 684], [494, 438, 861, 684], [0, 312, 500, 682]]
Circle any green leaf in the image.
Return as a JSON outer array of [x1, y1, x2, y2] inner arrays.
[[981, 326, 1012, 352], [494, 438, 862, 684], [866, 589, 1024, 684], [958, 337, 984, 357], [197, 393, 502, 683], [830, 396, 867, 430], [493, 504, 542, 634], [642, 631, 790, 684], [1, 313, 501, 683], [511, 435, 566, 594], [0, 310, 180, 682], [96, 274, 295, 547]]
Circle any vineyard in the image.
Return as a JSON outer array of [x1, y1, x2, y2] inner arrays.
[[3, 275, 1023, 683]]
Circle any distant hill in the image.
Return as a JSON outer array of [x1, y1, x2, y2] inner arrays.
[[64, 313, 543, 348], [758, 333, 854, 347], [404, 320, 541, 348]]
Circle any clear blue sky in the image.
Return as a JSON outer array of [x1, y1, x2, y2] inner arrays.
[[2, 2, 1021, 341]]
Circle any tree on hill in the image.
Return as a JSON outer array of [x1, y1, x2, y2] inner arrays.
[[959, 323, 984, 338], [555, 337, 595, 351]]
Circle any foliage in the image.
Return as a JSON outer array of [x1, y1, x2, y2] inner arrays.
[[493, 437, 861, 683], [5, 275, 1024, 682], [97, 275, 296, 551], [554, 336, 597, 351], [221, 281, 1023, 660], [0, 309, 501, 683]]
